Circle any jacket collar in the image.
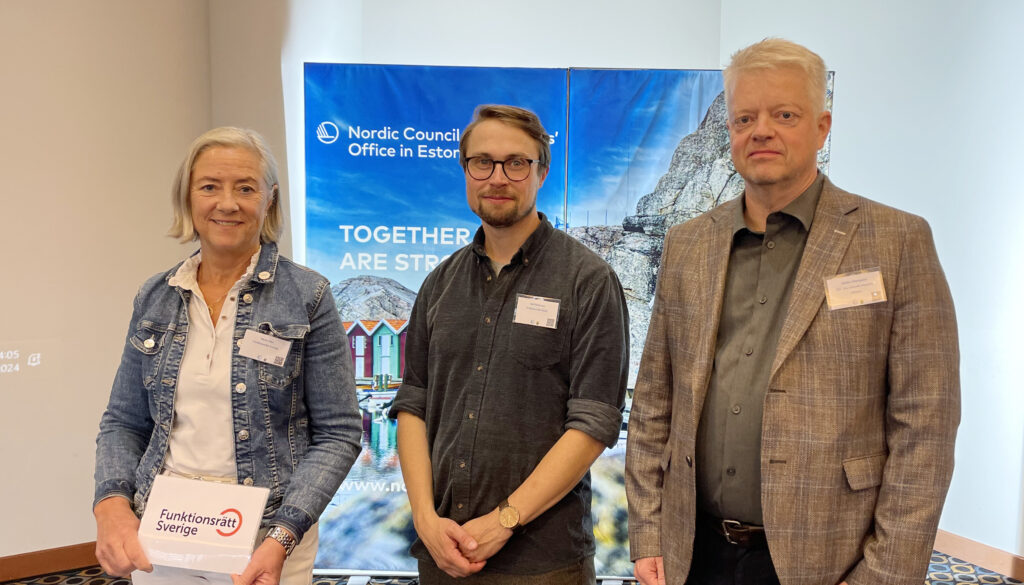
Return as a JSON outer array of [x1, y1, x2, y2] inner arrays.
[[164, 241, 280, 287], [769, 176, 861, 379], [715, 172, 825, 235]]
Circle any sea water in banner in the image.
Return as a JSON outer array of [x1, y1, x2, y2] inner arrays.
[[306, 63, 762, 575]]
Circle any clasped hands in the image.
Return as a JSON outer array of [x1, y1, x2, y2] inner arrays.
[[418, 508, 513, 578]]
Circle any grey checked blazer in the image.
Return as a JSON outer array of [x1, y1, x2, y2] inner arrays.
[[625, 178, 960, 585]]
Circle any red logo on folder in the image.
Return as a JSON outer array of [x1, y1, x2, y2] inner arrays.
[[217, 508, 243, 537]]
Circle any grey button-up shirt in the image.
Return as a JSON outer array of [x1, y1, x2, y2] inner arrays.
[[391, 213, 629, 573], [696, 173, 824, 524]]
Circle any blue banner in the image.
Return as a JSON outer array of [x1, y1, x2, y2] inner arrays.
[[305, 63, 567, 291], [305, 63, 735, 576]]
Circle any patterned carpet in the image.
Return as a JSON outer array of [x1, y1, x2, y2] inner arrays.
[[3, 553, 1020, 585]]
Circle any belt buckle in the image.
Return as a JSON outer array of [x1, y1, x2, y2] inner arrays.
[[721, 519, 742, 545]]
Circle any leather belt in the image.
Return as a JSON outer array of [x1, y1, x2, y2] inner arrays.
[[702, 515, 767, 548]]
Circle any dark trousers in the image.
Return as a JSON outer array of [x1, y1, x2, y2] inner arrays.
[[686, 520, 780, 585], [417, 555, 596, 585]]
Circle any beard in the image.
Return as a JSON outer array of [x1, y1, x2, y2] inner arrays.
[[472, 190, 534, 228]]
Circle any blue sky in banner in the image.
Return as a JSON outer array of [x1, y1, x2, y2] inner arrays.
[[304, 63, 567, 290], [567, 69, 723, 227]]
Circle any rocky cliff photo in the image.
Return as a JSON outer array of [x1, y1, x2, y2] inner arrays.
[[570, 86, 832, 382], [331, 275, 416, 322]]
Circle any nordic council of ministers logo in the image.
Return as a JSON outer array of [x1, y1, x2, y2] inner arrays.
[[316, 121, 339, 144]]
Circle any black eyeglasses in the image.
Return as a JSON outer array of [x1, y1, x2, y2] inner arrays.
[[463, 156, 540, 182]]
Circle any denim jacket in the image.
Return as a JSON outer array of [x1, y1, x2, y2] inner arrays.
[[94, 243, 362, 540]]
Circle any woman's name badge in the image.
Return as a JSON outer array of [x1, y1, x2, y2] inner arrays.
[[237, 329, 291, 366], [824, 267, 887, 310], [513, 294, 560, 329]]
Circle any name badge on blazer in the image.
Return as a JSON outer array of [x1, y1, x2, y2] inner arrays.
[[824, 268, 887, 310]]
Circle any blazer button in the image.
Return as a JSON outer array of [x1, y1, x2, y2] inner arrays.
[[685, 455, 693, 467]]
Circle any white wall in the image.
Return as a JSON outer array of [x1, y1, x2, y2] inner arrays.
[[357, 0, 721, 68], [719, 0, 1024, 556], [0, 0, 211, 556], [282, 0, 365, 263], [209, 0, 294, 256]]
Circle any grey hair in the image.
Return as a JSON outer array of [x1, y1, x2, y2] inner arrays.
[[168, 126, 282, 243]]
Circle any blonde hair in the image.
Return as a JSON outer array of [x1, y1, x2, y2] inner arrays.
[[724, 38, 827, 114], [168, 126, 282, 243]]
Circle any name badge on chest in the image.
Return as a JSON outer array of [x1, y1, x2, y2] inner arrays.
[[824, 267, 887, 310], [237, 329, 291, 366], [513, 294, 561, 329]]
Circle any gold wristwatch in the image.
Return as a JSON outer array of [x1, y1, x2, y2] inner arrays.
[[498, 498, 521, 530]]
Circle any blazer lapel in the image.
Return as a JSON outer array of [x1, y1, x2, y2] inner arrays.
[[693, 199, 739, 428], [770, 180, 861, 380]]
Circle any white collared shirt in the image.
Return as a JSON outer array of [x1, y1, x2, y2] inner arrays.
[[162, 248, 260, 480]]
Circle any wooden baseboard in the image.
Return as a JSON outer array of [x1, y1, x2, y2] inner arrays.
[[935, 529, 1024, 579], [0, 542, 97, 582]]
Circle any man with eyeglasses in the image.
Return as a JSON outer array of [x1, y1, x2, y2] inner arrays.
[[391, 104, 629, 584]]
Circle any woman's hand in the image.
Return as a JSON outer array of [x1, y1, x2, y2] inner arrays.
[[93, 497, 152, 577], [232, 536, 288, 585]]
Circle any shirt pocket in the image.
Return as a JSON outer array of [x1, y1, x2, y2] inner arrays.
[[255, 322, 309, 389], [509, 321, 566, 369], [842, 452, 887, 491]]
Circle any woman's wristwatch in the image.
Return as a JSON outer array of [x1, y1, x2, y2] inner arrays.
[[265, 526, 297, 557]]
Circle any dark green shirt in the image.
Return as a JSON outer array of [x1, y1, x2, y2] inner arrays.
[[696, 173, 824, 524]]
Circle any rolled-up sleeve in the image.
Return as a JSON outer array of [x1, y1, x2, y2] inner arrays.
[[565, 266, 629, 448], [389, 274, 433, 421], [391, 381, 427, 420], [565, 398, 623, 449]]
